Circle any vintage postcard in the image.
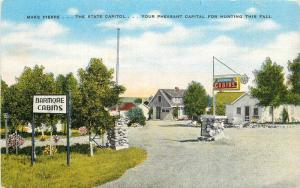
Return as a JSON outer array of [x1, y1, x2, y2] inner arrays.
[[1, 0, 300, 187]]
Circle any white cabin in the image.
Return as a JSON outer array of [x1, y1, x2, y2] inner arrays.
[[226, 93, 300, 124]]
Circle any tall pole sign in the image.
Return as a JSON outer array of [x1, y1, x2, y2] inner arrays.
[[32, 95, 69, 165], [212, 56, 215, 116], [212, 56, 249, 116]]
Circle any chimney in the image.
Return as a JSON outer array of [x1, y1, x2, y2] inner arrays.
[[175, 87, 179, 92]]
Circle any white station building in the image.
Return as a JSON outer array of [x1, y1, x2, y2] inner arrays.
[[226, 93, 300, 124]]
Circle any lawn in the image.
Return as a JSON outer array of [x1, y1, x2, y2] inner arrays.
[[215, 91, 245, 104], [1, 146, 147, 188]]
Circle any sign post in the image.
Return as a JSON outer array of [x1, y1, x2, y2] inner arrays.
[[31, 113, 35, 165], [66, 91, 71, 166], [32, 95, 68, 165]]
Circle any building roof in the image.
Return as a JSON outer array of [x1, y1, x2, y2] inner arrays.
[[161, 89, 186, 98], [216, 92, 246, 105], [160, 89, 186, 106], [148, 88, 186, 107], [111, 102, 136, 111]]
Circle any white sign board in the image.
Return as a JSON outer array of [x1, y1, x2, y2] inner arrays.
[[33, 95, 67, 114]]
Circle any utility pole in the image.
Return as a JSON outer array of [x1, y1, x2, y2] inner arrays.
[[116, 28, 120, 85], [212, 56, 215, 116], [116, 28, 120, 114]]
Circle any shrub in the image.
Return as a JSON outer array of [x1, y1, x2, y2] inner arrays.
[[79, 126, 88, 135], [134, 98, 143, 104], [53, 135, 60, 143], [7, 133, 25, 149], [72, 129, 81, 137], [282, 108, 289, 123], [173, 107, 179, 119], [148, 107, 153, 120], [39, 135, 49, 141], [126, 107, 146, 126], [43, 145, 57, 155]]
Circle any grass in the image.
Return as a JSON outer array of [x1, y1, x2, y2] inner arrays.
[[216, 91, 245, 105], [1, 145, 147, 188]]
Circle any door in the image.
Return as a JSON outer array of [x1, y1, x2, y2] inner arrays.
[[245, 106, 250, 122], [156, 107, 161, 119]]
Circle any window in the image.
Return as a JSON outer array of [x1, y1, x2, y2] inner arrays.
[[162, 109, 169, 113], [253, 108, 259, 116], [158, 96, 162, 102], [237, 107, 241, 115]]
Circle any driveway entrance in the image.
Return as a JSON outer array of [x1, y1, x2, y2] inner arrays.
[[100, 121, 300, 188]]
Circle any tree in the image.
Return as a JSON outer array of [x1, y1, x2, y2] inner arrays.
[[56, 73, 80, 132], [282, 108, 289, 123], [134, 98, 142, 104], [78, 58, 125, 156], [14, 65, 58, 126], [126, 107, 146, 126], [183, 81, 208, 119], [148, 107, 153, 120], [1, 80, 8, 111], [288, 54, 300, 94], [3, 85, 23, 130], [172, 106, 179, 119], [287, 54, 300, 105], [1, 80, 9, 127], [2, 66, 58, 131], [216, 101, 225, 115], [250, 57, 287, 125]]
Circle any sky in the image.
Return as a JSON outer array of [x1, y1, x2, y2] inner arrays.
[[1, 0, 300, 97]]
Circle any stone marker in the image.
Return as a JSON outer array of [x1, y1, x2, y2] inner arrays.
[[199, 115, 227, 141], [107, 118, 129, 150]]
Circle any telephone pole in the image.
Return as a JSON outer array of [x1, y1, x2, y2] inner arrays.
[[116, 28, 120, 85], [116, 28, 120, 114]]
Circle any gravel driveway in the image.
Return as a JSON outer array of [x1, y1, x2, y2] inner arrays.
[[99, 120, 300, 188]]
